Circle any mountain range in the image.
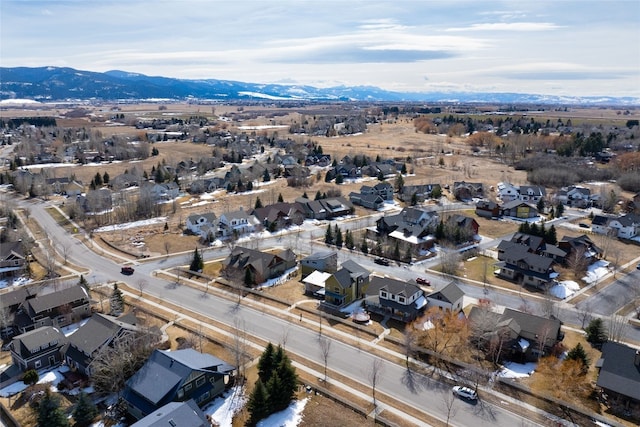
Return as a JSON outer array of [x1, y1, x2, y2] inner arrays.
[[1, 66, 638, 105]]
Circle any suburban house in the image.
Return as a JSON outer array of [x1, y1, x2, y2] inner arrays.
[[508, 233, 567, 263], [322, 260, 370, 308], [9, 326, 67, 372], [0, 287, 36, 338], [0, 241, 26, 279], [364, 276, 426, 322], [558, 234, 602, 263], [495, 243, 558, 289], [13, 286, 91, 334], [300, 250, 338, 279], [398, 183, 441, 203], [556, 185, 592, 208], [497, 182, 520, 202], [64, 312, 145, 376], [123, 349, 235, 420], [426, 282, 465, 312], [475, 200, 501, 218], [596, 341, 640, 410], [500, 200, 539, 219], [363, 182, 394, 201], [375, 207, 439, 256], [76, 188, 113, 214], [217, 208, 260, 238], [130, 399, 209, 427], [349, 191, 384, 210], [606, 213, 640, 239], [250, 202, 306, 232], [147, 182, 180, 201], [222, 246, 297, 285], [185, 213, 217, 238], [295, 197, 354, 220], [591, 214, 615, 235], [453, 181, 483, 201], [468, 307, 563, 362], [518, 185, 546, 203], [445, 214, 479, 238]]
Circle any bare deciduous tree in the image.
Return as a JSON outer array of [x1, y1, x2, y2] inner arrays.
[[442, 390, 458, 426], [318, 337, 332, 382], [232, 317, 249, 385], [367, 358, 384, 408], [608, 314, 628, 342], [136, 278, 148, 297]]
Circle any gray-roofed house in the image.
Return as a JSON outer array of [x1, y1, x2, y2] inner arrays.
[[500, 200, 539, 219], [64, 312, 146, 376], [10, 326, 66, 372], [596, 341, 640, 410], [591, 214, 614, 235], [131, 399, 209, 427], [349, 191, 384, 210], [185, 213, 217, 238], [509, 233, 567, 263], [323, 261, 370, 307], [364, 276, 427, 322], [453, 181, 483, 201], [250, 202, 306, 232], [300, 251, 338, 279], [217, 208, 260, 238], [518, 185, 546, 203], [14, 286, 91, 334], [475, 200, 501, 218], [123, 348, 235, 420], [0, 286, 36, 338], [607, 213, 640, 240], [222, 246, 297, 286], [468, 307, 563, 362], [558, 234, 602, 263], [399, 183, 442, 203], [426, 282, 465, 312], [0, 241, 26, 279], [495, 242, 557, 289]]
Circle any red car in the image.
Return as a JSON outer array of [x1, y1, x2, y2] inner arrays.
[[416, 277, 430, 286], [121, 266, 135, 275]]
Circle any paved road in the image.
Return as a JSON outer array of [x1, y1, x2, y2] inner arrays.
[[575, 269, 640, 316], [19, 198, 544, 426]]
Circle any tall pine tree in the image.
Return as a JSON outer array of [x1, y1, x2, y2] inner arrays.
[[72, 392, 98, 427], [110, 283, 125, 315], [36, 389, 69, 427]]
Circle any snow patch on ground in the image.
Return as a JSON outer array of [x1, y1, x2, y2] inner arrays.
[[257, 398, 308, 427], [0, 276, 32, 290], [203, 385, 246, 427], [582, 260, 610, 284], [549, 280, 581, 299], [94, 216, 167, 232], [497, 362, 537, 379]]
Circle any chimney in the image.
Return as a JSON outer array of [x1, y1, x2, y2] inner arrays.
[[635, 350, 640, 368]]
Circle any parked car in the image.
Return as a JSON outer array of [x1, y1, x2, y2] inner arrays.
[[637, 263, 640, 270], [121, 266, 135, 275], [452, 386, 478, 401], [578, 223, 590, 228], [374, 258, 390, 266], [416, 277, 431, 286]]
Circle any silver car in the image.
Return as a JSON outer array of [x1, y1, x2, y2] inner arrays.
[[452, 386, 478, 401]]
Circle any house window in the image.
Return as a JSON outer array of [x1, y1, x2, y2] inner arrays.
[[35, 360, 41, 369], [380, 291, 387, 299], [184, 383, 193, 392], [398, 297, 405, 304], [196, 376, 206, 387]]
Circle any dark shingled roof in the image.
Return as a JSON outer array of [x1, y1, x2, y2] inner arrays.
[[596, 341, 640, 401], [130, 400, 208, 427]]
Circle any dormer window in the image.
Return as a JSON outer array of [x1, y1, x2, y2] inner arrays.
[[380, 291, 387, 299]]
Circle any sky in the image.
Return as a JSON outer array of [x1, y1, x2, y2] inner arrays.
[[1, 0, 639, 97]]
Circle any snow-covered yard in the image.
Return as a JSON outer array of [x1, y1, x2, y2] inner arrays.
[[497, 361, 537, 379], [582, 259, 610, 284], [549, 280, 581, 299]]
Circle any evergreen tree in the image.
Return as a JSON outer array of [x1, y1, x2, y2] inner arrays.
[[164, 222, 169, 231], [244, 268, 255, 286], [585, 318, 607, 346], [335, 227, 343, 248], [155, 167, 164, 183], [335, 174, 343, 184], [94, 172, 102, 186], [401, 163, 407, 174], [555, 202, 564, 218], [314, 191, 322, 200], [72, 392, 98, 427], [247, 181, 253, 191], [265, 371, 285, 411], [254, 197, 263, 209], [360, 236, 370, 254], [324, 224, 334, 245], [545, 225, 557, 245], [102, 172, 110, 184], [431, 186, 442, 199], [263, 168, 271, 182], [247, 379, 270, 426], [529, 222, 539, 237], [565, 343, 590, 373], [302, 191, 308, 199], [377, 171, 385, 181], [36, 389, 69, 427], [394, 173, 404, 192], [549, 206, 555, 218], [345, 230, 354, 249], [410, 192, 418, 206], [189, 248, 204, 272], [78, 275, 89, 291], [435, 220, 445, 240], [257, 342, 276, 383], [536, 197, 545, 214], [23, 369, 39, 385], [110, 283, 125, 315], [277, 193, 284, 203]]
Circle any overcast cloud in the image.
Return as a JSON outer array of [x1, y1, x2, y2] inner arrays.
[[1, 0, 638, 97]]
